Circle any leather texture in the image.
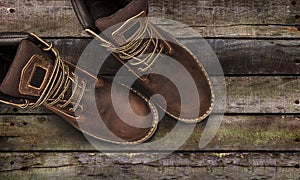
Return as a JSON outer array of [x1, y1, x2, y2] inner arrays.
[[71, 0, 133, 33], [72, 0, 214, 123], [0, 32, 158, 144], [71, 0, 97, 32], [94, 0, 148, 31]]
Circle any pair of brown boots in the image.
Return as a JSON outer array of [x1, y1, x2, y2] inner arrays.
[[0, 0, 213, 144]]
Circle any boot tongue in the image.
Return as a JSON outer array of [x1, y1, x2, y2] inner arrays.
[[95, 0, 148, 32], [0, 39, 54, 99], [95, 0, 148, 46]]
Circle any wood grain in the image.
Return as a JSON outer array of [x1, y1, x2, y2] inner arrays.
[[181, 26, 300, 38], [45, 38, 300, 75], [150, 0, 299, 26], [1, 115, 299, 151], [212, 39, 300, 75], [226, 76, 300, 113], [0, 76, 298, 114], [1, 0, 300, 37], [1, 37, 298, 87], [1, 152, 300, 179]]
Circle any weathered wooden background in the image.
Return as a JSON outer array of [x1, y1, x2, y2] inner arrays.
[[0, 0, 300, 179]]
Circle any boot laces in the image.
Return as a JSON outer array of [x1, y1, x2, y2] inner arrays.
[[25, 34, 87, 113], [93, 16, 164, 73]]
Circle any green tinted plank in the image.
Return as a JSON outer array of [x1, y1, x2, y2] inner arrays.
[[0, 152, 300, 179], [0, 115, 299, 151]]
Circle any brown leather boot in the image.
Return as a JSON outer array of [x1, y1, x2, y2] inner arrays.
[[0, 32, 158, 144], [72, 0, 214, 123]]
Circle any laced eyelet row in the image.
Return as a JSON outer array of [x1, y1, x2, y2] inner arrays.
[[89, 17, 164, 73], [25, 33, 87, 114]]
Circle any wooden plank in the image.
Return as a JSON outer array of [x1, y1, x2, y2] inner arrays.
[[167, 25, 300, 38], [226, 76, 300, 113], [0, 0, 300, 38], [0, 152, 300, 179], [1, 115, 299, 151], [0, 115, 89, 151], [1, 1, 299, 178], [41, 38, 300, 75], [191, 39, 300, 75], [150, 0, 299, 26], [0, 76, 298, 114]]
